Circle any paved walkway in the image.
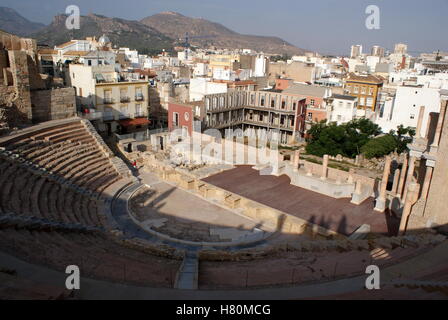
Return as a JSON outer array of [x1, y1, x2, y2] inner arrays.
[[1, 241, 447, 299]]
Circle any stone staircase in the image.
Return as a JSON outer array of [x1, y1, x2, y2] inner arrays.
[[174, 251, 199, 290]]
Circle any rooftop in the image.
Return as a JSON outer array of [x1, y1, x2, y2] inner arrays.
[[282, 83, 328, 97], [331, 94, 358, 101], [346, 72, 384, 84]]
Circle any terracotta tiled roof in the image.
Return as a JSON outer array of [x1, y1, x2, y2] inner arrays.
[[346, 72, 383, 84], [63, 51, 89, 56], [38, 49, 57, 55], [55, 40, 76, 49]]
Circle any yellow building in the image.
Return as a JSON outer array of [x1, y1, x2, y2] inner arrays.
[[344, 73, 383, 111], [208, 54, 241, 75], [95, 81, 149, 134]]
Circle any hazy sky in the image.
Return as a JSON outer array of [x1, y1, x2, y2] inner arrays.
[[2, 0, 447, 55]]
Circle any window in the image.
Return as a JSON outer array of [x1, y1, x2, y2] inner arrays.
[[338, 101, 343, 108], [281, 100, 286, 109], [310, 99, 315, 106], [337, 115, 342, 121], [361, 87, 366, 94], [104, 90, 112, 104], [120, 106, 128, 117], [88, 60, 92, 66], [369, 87, 374, 95], [293, 102, 297, 111], [135, 104, 142, 116], [135, 87, 143, 101], [260, 97, 265, 106], [354, 86, 359, 94], [173, 112, 179, 126], [259, 114, 264, 122], [410, 114, 415, 119], [307, 112, 313, 120], [271, 99, 275, 108], [250, 94, 255, 104]]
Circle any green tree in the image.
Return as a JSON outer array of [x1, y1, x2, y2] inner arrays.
[[305, 119, 382, 158], [361, 134, 398, 159]]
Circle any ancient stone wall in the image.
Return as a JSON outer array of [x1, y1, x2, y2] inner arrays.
[[30, 88, 76, 123], [422, 105, 448, 226]]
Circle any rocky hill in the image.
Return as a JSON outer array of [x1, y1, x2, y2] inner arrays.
[[31, 13, 174, 54], [0, 7, 45, 36], [141, 11, 308, 55]]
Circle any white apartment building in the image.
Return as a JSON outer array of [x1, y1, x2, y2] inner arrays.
[[189, 78, 228, 102], [327, 94, 359, 125], [375, 85, 441, 134]]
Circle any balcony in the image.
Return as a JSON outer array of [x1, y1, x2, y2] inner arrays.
[[103, 98, 114, 105], [119, 113, 131, 120], [135, 94, 144, 101], [120, 96, 131, 103]]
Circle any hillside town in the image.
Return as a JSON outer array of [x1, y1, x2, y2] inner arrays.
[[0, 4, 448, 301]]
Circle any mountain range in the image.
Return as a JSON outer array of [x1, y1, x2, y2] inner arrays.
[[0, 7, 308, 55], [0, 7, 45, 36]]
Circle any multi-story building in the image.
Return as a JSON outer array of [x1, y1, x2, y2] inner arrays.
[[281, 82, 331, 124], [200, 90, 307, 144], [375, 84, 442, 134], [394, 43, 408, 55], [350, 45, 363, 58], [326, 94, 359, 125], [344, 73, 383, 111], [371, 45, 385, 57], [69, 64, 149, 135]]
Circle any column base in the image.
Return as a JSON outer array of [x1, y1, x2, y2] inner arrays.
[[374, 197, 387, 213]]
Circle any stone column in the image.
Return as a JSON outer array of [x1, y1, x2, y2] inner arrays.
[[431, 100, 447, 148], [347, 168, 355, 184], [402, 156, 416, 202], [397, 156, 408, 198], [374, 156, 391, 212], [399, 182, 420, 235], [420, 166, 434, 201], [293, 150, 300, 172], [321, 155, 329, 180], [391, 169, 401, 195], [415, 106, 426, 138]]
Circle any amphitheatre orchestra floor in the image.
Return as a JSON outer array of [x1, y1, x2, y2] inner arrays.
[[133, 172, 263, 243], [203, 166, 400, 236]]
